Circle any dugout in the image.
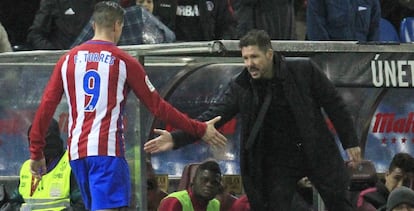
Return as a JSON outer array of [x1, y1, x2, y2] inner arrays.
[[0, 40, 413, 210]]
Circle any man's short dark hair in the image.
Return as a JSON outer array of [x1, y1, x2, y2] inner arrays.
[[239, 29, 273, 52], [389, 152, 414, 173], [196, 160, 222, 176], [93, 1, 125, 28]]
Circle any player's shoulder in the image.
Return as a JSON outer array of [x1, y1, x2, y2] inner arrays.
[[108, 46, 136, 62]]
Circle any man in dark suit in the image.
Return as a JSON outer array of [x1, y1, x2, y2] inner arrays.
[[144, 29, 361, 210]]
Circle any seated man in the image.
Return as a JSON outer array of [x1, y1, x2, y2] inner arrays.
[[71, 3, 175, 47], [7, 119, 86, 210], [381, 186, 414, 211], [158, 160, 223, 211], [356, 152, 414, 210]]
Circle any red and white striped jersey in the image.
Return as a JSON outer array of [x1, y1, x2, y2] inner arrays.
[[29, 40, 206, 161]]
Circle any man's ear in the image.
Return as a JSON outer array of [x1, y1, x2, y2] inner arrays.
[[218, 182, 224, 193], [266, 48, 274, 59]]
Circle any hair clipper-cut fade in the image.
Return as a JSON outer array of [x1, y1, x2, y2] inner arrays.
[[93, 1, 125, 28], [239, 29, 273, 53]]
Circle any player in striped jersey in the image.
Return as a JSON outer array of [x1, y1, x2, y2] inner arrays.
[[28, 1, 227, 210]]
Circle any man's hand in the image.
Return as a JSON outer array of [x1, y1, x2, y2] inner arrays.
[[346, 146, 362, 168], [144, 129, 174, 154], [30, 158, 46, 179], [201, 116, 227, 148], [144, 116, 227, 153]]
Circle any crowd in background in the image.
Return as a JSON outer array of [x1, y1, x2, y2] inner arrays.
[[0, 0, 413, 53]]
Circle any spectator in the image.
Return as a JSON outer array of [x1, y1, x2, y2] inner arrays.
[[28, 1, 225, 210], [151, 0, 237, 41], [356, 152, 414, 211], [136, 0, 154, 13], [144, 29, 361, 210], [306, 0, 381, 41], [151, 0, 175, 30], [0, 22, 12, 53], [291, 177, 314, 211], [135, 0, 176, 44], [7, 119, 86, 210], [353, 0, 381, 41], [232, 0, 296, 39], [26, 0, 100, 50], [382, 186, 414, 211], [158, 160, 223, 211], [71, 3, 175, 47]]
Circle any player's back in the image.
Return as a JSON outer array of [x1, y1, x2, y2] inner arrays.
[[62, 40, 134, 160]]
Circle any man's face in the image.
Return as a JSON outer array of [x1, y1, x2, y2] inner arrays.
[[136, 0, 154, 13], [114, 20, 124, 44], [241, 45, 274, 80], [392, 203, 414, 211], [386, 167, 407, 192], [192, 169, 222, 201]]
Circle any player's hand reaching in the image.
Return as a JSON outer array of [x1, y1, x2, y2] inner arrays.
[[201, 116, 227, 148], [144, 116, 227, 154], [144, 129, 174, 154]]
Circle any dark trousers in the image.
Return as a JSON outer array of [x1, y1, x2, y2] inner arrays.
[[246, 145, 353, 211]]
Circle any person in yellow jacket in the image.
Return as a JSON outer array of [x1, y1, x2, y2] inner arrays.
[[158, 160, 223, 211], [7, 119, 86, 211]]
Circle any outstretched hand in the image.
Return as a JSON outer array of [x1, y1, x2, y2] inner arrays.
[[201, 116, 227, 148], [144, 116, 227, 154], [30, 158, 46, 179], [144, 129, 174, 154]]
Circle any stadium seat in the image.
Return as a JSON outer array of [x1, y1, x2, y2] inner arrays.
[[177, 162, 200, 190], [346, 160, 378, 208], [347, 160, 378, 191], [379, 18, 400, 42], [400, 17, 414, 42], [177, 162, 238, 211]]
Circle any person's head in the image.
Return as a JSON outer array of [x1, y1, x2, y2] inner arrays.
[[136, 0, 154, 13], [296, 177, 313, 204], [92, 1, 125, 43], [239, 29, 274, 80], [28, 118, 64, 161], [386, 186, 414, 211], [297, 176, 312, 189], [385, 153, 414, 192], [191, 160, 222, 203]]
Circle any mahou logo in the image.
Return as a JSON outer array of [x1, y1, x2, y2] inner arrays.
[[372, 112, 414, 144]]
